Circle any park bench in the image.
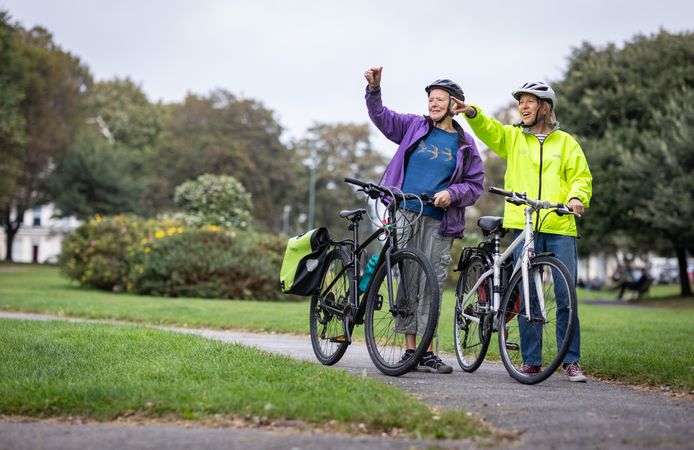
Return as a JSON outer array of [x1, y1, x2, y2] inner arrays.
[[617, 274, 653, 301]]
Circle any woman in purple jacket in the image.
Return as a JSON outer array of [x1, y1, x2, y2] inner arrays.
[[364, 66, 484, 373]]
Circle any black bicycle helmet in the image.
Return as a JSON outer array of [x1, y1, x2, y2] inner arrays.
[[425, 79, 465, 101], [512, 81, 556, 108]]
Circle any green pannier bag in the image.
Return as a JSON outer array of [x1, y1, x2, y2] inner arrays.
[[280, 227, 331, 295]]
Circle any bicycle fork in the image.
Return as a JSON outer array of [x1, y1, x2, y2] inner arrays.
[[520, 205, 547, 323]]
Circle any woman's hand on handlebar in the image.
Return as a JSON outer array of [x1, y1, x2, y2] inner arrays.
[[567, 198, 584, 216], [433, 190, 452, 209]]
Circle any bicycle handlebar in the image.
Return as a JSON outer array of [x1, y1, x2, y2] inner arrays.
[[344, 176, 368, 189], [345, 177, 436, 206], [488, 186, 580, 217]]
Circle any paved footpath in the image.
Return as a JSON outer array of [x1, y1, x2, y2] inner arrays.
[[1, 312, 693, 450]]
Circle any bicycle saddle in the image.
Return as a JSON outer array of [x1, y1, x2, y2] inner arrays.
[[478, 216, 504, 236], [339, 209, 367, 220]]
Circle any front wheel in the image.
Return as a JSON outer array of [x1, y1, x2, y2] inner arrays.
[[364, 248, 440, 376], [310, 248, 353, 365], [498, 255, 577, 384], [454, 255, 493, 372]]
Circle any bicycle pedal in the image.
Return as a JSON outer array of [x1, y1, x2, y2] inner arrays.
[[330, 335, 351, 344], [505, 342, 520, 351]]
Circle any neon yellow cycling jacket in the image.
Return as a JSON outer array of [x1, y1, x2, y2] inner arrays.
[[465, 106, 592, 236]]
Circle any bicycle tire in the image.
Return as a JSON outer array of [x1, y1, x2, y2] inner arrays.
[[309, 248, 353, 365], [364, 248, 440, 376], [454, 255, 493, 372], [498, 255, 577, 384]]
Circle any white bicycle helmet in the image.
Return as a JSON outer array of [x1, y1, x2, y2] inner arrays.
[[512, 81, 556, 108]]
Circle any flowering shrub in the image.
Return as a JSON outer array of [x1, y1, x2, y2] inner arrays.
[[129, 227, 284, 300], [59, 215, 150, 291], [59, 214, 285, 300], [174, 173, 252, 230]]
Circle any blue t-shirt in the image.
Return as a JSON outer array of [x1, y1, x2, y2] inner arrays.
[[401, 127, 459, 220]]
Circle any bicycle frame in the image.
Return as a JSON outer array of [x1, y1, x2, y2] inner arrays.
[[461, 204, 550, 325], [318, 201, 401, 329]]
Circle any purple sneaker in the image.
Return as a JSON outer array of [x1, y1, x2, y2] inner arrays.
[[519, 364, 541, 375], [563, 362, 587, 382]]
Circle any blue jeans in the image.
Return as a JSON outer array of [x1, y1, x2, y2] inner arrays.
[[512, 230, 581, 365]]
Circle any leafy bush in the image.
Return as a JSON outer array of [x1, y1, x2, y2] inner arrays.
[[174, 173, 252, 230], [59, 215, 149, 291], [59, 215, 285, 300], [129, 228, 284, 300]]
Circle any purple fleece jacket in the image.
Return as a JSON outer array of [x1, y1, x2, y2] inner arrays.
[[366, 86, 484, 238]]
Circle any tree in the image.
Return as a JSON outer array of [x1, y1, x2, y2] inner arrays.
[[0, 11, 25, 206], [86, 78, 162, 153], [51, 77, 164, 216], [294, 123, 386, 236], [174, 173, 252, 229], [556, 30, 694, 297], [618, 91, 694, 296], [47, 130, 141, 219], [0, 24, 91, 260], [145, 90, 303, 232]]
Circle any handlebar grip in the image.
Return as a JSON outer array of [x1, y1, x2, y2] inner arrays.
[[344, 177, 369, 188], [555, 204, 581, 217], [419, 193, 434, 204], [489, 186, 512, 197], [555, 204, 569, 216], [506, 198, 526, 206]]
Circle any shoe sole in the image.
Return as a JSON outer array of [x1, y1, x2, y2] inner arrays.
[[567, 376, 588, 382], [416, 366, 453, 374]]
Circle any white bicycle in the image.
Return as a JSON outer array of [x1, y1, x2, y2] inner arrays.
[[454, 187, 580, 384]]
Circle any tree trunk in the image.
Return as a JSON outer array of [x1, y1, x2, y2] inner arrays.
[[1, 208, 23, 262], [675, 245, 692, 298]]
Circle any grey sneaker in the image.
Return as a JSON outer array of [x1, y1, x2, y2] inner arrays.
[[563, 362, 588, 382], [416, 352, 453, 374]]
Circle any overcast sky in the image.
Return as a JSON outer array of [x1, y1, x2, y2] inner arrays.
[[2, 0, 693, 153]]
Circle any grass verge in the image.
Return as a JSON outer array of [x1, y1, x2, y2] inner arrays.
[[0, 318, 486, 440], [1, 264, 693, 392]]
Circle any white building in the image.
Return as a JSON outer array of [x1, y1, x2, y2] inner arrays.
[[0, 204, 80, 263]]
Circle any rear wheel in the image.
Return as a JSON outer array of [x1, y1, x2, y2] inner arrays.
[[498, 255, 577, 384], [454, 256, 493, 372], [364, 248, 440, 376], [310, 248, 353, 365]]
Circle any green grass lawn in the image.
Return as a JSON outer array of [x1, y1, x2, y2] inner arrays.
[[0, 318, 484, 439], [1, 263, 693, 393]]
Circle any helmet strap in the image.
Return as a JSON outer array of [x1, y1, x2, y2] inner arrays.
[[433, 98, 454, 125]]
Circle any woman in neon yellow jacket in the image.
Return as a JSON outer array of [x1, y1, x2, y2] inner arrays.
[[452, 82, 592, 382]]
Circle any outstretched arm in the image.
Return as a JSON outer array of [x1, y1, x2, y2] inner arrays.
[[364, 66, 420, 145], [364, 66, 382, 89], [451, 96, 510, 159]]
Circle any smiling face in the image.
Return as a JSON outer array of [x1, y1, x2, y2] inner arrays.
[[428, 88, 451, 122], [518, 93, 540, 126]]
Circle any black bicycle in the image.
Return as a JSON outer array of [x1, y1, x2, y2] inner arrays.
[[309, 177, 441, 376]]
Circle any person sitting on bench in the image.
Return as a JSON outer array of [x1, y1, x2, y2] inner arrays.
[[616, 271, 652, 300]]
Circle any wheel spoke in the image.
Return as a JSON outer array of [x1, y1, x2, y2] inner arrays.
[[498, 256, 577, 384], [454, 256, 492, 372], [310, 249, 352, 366], [364, 249, 440, 376]]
